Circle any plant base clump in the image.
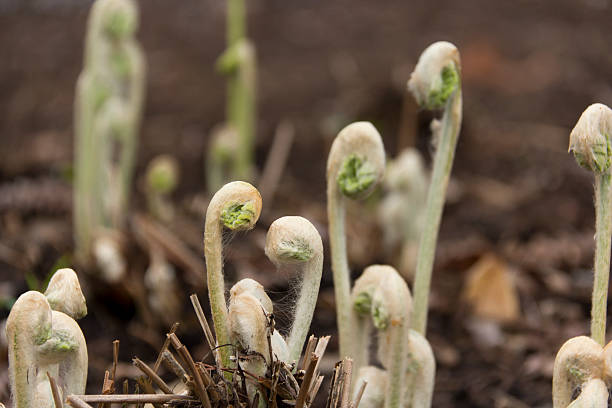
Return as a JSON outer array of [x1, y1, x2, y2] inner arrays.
[[65, 296, 354, 408]]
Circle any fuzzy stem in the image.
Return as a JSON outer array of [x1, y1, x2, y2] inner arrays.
[[227, 0, 245, 45], [328, 185, 356, 362], [228, 41, 256, 181], [223, 0, 254, 181], [326, 122, 385, 364], [265, 216, 323, 365], [351, 265, 384, 375], [204, 182, 262, 372], [591, 172, 612, 346], [115, 44, 145, 229], [206, 125, 237, 193], [411, 87, 462, 335], [73, 74, 94, 258]]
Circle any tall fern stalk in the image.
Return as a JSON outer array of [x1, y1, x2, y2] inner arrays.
[[568, 103, 612, 346], [409, 41, 463, 335], [592, 172, 612, 345], [219, 0, 255, 181], [204, 181, 262, 372], [74, 0, 145, 257], [326, 122, 385, 364]]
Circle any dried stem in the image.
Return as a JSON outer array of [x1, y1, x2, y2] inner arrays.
[[66, 396, 94, 408], [295, 354, 318, 408], [351, 381, 367, 408], [47, 373, 64, 408], [190, 294, 220, 366], [153, 322, 179, 372], [132, 358, 172, 394], [69, 394, 193, 404], [168, 334, 212, 408]]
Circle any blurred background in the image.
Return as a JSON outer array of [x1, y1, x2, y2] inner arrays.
[[1, 0, 612, 406]]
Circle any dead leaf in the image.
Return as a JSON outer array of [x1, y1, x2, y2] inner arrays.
[[462, 253, 521, 323]]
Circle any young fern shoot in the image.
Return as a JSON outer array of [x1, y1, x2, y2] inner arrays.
[[229, 278, 290, 363], [8, 292, 58, 408], [568, 103, 612, 346], [408, 41, 462, 335], [552, 336, 607, 408], [44, 268, 89, 398], [327, 122, 385, 362], [229, 278, 290, 404], [74, 0, 145, 257], [204, 181, 262, 371], [145, 155, 179, 222], [351, 265, 411, 408], [216, 0, 256, 182], [265, 216, 323, 365], [7, 268, 88, 407], [352, 265, 434, 408], [44, 268, 88, 320]]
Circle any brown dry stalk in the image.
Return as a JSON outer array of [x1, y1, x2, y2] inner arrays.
[[135, 377, 162, 408], [153, 322, 180, 372], [339, 358, 353, 408], [66, 396, 94, 408], [168, 333, 212, 408], [351, 380, 367, 408], [69, 394, 194, 403], [295, 353, 319, 408], [46, 372, 63, 408], [132, 357, 172, 394], [190, 294, 220, 366], [161, 350, 187, 380]]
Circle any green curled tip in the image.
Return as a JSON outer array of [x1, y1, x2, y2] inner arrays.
[[221, 201, 257, 230], [40, 330, 79, 354], [147, 156, 179, 194], [426, 64, 459, 110], [33, 324, 52, 346], [102, 0, 137, 39], [337, 154, 377, 198], [572, 138, 611, 173], [372, 303, 390, 330], [569, 103, 612, 173], [353, 292, 372, 316], [276, 239, 314, 262], [568, 366, 587, 382]]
